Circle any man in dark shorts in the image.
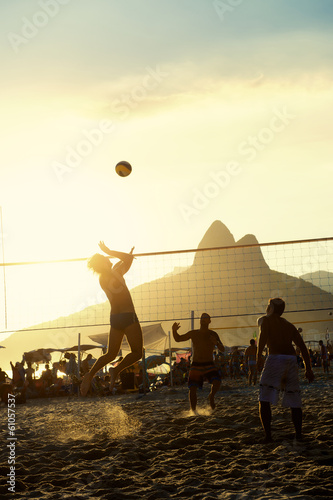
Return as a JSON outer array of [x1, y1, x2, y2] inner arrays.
[[80, 242, 143, 396], [172, 313, 225, 411]]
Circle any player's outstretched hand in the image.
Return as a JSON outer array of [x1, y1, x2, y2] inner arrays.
[[172, 322, 180, 332], [99, 241, 108, 253]]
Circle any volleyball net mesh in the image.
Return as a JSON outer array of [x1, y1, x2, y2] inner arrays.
[[0, 237, 333, 347]]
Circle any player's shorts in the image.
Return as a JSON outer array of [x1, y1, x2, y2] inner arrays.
[[259, 355, 301, 408], [188, 361, 221, 389], [110, 312, 139, 330]]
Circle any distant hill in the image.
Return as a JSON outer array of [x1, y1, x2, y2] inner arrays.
[[0, 304, 110, 373], [0, 220, 332, 371], [300, 271, 333, 295], [130, 221, 333, 344]]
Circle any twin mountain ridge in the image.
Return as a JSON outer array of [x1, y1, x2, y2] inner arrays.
[[0, 220, 332, 368]]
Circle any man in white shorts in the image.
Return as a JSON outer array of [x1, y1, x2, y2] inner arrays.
[[256, 298, 314, 442]]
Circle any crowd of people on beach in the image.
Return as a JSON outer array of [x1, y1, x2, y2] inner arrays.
[[0, 334, 330, 407], [0, 350, 154, 403], [170, 339, 331, 388], [0, 357, 78, 404]]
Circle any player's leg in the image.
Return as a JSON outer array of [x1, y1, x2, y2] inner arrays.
[[248, 366, 252, 385], [80, 327, 123, 396], [259, 401, 272, 442], [253, 367, 258, 385], [109, 321, 143, 390], [208, 379, 220, 410], [189, 385, 197, 412], [291, 407, 302, 440]]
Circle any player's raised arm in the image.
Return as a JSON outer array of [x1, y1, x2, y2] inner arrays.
[[99, 242, 135, 275], [172, 322, 193, 343], [99, 241, 134, 261]]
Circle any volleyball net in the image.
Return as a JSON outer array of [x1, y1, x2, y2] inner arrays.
[[0, 237, 333, 348]]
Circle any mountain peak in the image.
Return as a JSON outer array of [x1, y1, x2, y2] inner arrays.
[[237, 234, 260, 247], [197, 220, 236, 249]]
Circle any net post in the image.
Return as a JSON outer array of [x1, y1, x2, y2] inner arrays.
[[142, 347, 147, 394], [191, 310, 194, 355], [168, 331, 173, 387], [77, 332, 81, 381]]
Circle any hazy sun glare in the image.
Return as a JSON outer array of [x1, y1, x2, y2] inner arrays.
[[1, 1, 332, 350]]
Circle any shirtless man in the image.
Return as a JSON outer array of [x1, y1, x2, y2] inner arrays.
[[80, 242, 143, 397], [172, 313, 224, 412], [256, 298, 314, 442], [244, 339, 257, 386]]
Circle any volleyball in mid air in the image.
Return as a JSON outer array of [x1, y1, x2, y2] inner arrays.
[[115, 161, 132, 177]]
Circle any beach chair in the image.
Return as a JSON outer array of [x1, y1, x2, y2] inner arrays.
[[120, 372, 139, 393]]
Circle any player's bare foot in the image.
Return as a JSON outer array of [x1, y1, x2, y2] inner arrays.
[[80, 373, 91, 397]]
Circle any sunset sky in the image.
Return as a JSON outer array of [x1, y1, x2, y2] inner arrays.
[[0, 0, 333, 339]]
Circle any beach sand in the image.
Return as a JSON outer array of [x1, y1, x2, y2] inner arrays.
[[1, 371, 332, 500]]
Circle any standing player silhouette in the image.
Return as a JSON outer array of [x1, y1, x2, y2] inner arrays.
[[172, 313, 224, 411]]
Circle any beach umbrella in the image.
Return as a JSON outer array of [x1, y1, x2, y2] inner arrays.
[[146, 362, 170, 375], [23, 348, 58, 364], [62, 344, 105, 352], [163, 347, 191, 356], [23, 344, 104, 366], [140, 355, 166, 369], [305, 340, 320, 351]]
